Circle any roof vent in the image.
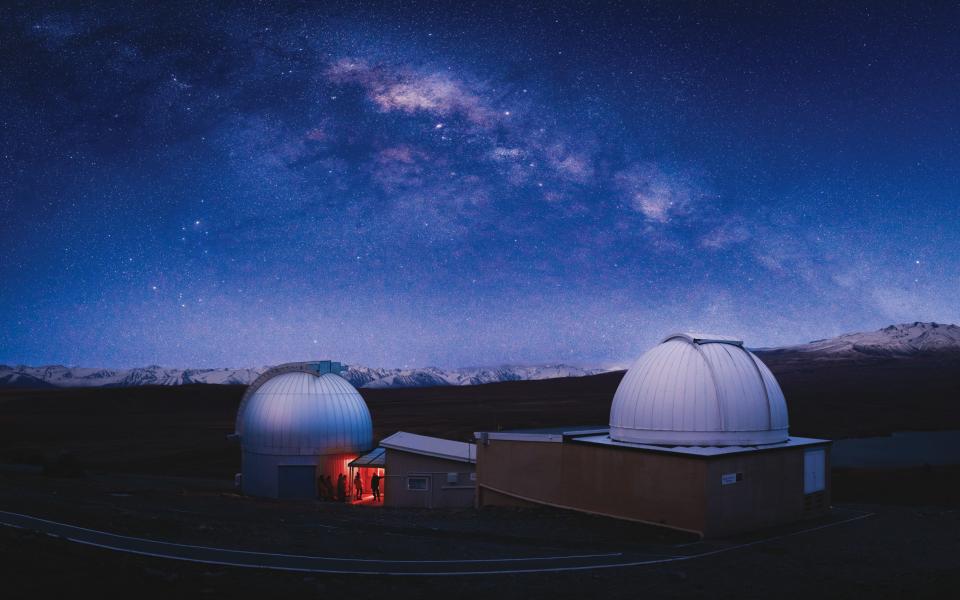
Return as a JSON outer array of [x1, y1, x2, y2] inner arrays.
[[309, 361, 345, 375]]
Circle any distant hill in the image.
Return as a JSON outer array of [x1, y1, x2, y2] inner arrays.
[[0, 372, 57, 389], [3, 322, 957, 390], [756, 322, 960, 364]]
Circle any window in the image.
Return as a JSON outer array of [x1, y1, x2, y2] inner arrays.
[[446, 472, 459, 484], [406, 476, 429, 491]]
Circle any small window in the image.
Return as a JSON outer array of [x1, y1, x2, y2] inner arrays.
[[407, 476, 429, 491], [446, 472, 459, 484], [469, 472, 477, 482]]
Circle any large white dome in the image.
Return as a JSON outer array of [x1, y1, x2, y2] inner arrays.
[[609, 333, 789, 446], [237, 369, 373, 456]]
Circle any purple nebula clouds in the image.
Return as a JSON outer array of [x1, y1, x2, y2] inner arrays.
[[1, 3, 957, 368]]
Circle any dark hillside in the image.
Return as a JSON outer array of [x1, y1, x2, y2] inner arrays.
[[1, 352, 959, 477]]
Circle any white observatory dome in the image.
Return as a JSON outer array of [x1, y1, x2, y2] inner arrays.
[[237, 367, 373, 456], [609, 333, 789, 446]]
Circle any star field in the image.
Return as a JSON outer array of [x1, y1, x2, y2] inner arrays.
[[1, 2, 958, 368]]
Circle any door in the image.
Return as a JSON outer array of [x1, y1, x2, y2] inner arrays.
[[803, 449, 825, 494], [277, 465, 317, 499]]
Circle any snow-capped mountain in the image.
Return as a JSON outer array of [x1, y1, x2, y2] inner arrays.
[[0, 365, 266, 388], [0, 362, 605, 389], [355, 364, 603, 388], [763, 322, 960, 359], [5, 322, 956, 390]]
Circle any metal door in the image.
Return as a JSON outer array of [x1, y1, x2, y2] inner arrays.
[[803, 449, 825, 494], [278, 465, 316, 499]]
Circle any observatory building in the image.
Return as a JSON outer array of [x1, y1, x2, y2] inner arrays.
[[475, 333, 831, 537], [234, 361, 374, 499]]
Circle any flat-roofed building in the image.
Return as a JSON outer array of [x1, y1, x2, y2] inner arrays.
[[378, 431, 477, 508], [475, 333, 831, 538]]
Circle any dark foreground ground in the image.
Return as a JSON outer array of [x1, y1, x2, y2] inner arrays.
[[1, 468, 959, 599], [0, 352, 959, 597]]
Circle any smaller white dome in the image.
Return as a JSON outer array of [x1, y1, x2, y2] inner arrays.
[[609, 333, 789, 446], [238, 369, 373, 455]]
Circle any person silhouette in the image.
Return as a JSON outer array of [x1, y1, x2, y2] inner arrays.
[[323, 475, 334, 501]]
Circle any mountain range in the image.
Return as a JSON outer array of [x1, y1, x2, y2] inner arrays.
[[0, 362, 606, 390], [2, 322, 958, 389], [757, 321, 960, 360]]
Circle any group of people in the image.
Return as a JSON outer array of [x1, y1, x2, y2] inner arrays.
[[316, 471, 382, 502], [316, 474, 345, 502]]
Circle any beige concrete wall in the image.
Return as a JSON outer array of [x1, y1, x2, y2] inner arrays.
[[703, 443, 831, 537], [476, 439, 708, 534], [562, 442, 708, 533], [477, 438, 832, 537], [384, 449, 475, 508], [477, 485, 540, 508], [476, 439, 565, 503]]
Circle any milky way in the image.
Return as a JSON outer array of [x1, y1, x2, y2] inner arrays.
[[1, 2, 958, 368]]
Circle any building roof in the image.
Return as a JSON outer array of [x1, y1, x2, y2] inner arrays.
[[573, 434, 828, 457], [609, 333, 789, 446], [474, 427, 609, 443], [349, 447, 385, 468], [236, 368, 373, 456], [380, 431, 476, 464], [494, 425, 609, 435]]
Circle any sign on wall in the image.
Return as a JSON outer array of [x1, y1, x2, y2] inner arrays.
[[721, 472, 743, 485]]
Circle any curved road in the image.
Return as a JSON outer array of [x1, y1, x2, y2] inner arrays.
[[0, 510, 872, 576]]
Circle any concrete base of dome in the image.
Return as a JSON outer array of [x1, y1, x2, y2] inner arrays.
[[609, 426, 789, 447], [241, 450, 360, 499]]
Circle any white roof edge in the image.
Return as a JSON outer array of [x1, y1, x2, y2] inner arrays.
[[474, 432, 564, 443], [574, 434, 829, 457], [661, 332, 744, 346], [381, 431, 476, 464], [564, 428, 610, 436]]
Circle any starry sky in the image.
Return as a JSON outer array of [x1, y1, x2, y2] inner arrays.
[[2, 1, 959, 369]]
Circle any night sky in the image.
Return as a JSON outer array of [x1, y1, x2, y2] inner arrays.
[[2, 2, 958, 369]]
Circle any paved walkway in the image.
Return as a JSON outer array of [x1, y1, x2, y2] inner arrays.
[[0, 509, 872, 576]]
